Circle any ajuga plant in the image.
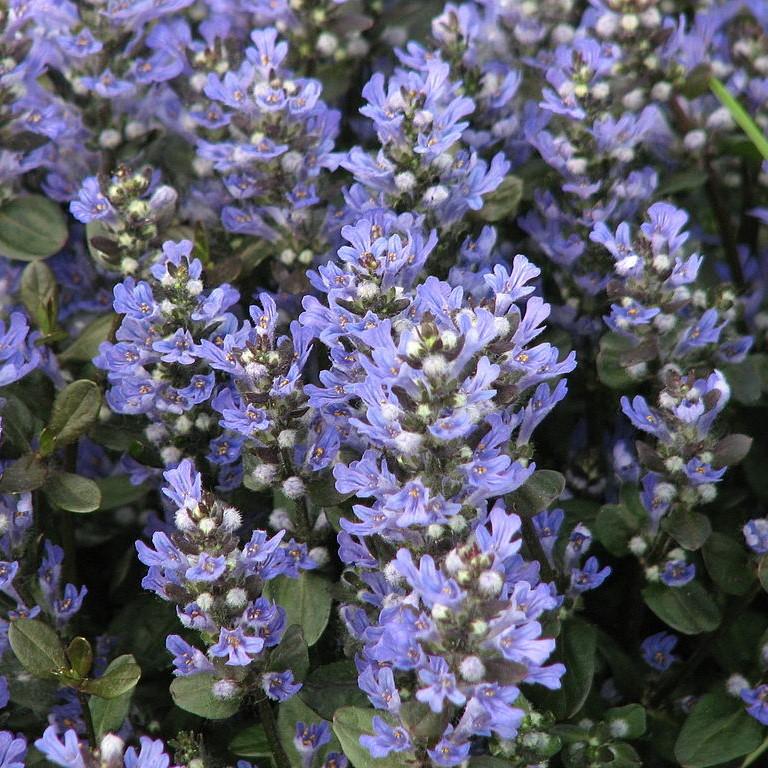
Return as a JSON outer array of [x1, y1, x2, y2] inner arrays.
[[3, 1, 768, 768]]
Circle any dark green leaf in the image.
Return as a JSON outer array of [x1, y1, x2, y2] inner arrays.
[[66, 637, 93, 678], [537, 617, 596, 719], [278, 695, 341, 768], [674, 692, 762, 767], [45, 379, 102, 450], [656, 170, 709, 195], [95, 476, 149, 511], [264, 572, 332, 646], [0, 195, 68, 261], [0, 395, 39, 452], [605, 704, 646, 740], [81, 654, 140, 699], [0, 454, 48, 493], [661, 508, 711, 551], [268, 624, 309, 681], [594, 503, 644, 557], [597, 333, 637, 389], [170, 673, 241, 719], [60, 314, 116, 363], [90, 688, 132, 739], [230, 724, 272, 758], [20, 261, 58, 334], [602, 742, 642, 767], [722, 359, 762, 405], [9, 619, 67, 679], [333, 707, 415, 768], [44, 472, 101, 513], [702, 532, 753, 595], [300, 661, 369, 720], [477, 175, 523, 222], [642, 582, 721, 635], [507, 470, 565, 517], [711, 434, 753, 468]]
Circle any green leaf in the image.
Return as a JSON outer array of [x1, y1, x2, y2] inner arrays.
[[660, 508, 711, 551], [8, 619, 67, 679], [674, 692, 763, 767], [710, 77, 768, 160], [507, 470, 565, 517], [642, 582, 721, 635], [90, 688, 133, 740], [230, 724, 272, 758], [0, 454, 48, 493], [605, 704, 646, 740], [597, 333, 637, 389], [20, 260, 58, 334], [45, 379, 102, 450], [66, 637, 93, 678], [711, 433, 753, 468], [170, 673, 241, 719], [300, 661, 369, 720], [656, 169, 710, 196], [0, 395, 39, 452], [333, 707, 415, 768], [264, 572, 332, 646], [759, 555, 768, 593], [44, 472, 102, 513], [0, 195, 68, 261], [594, 503, 644, 557], [721, 359, 762, 405], [278, 694, 341, 768], [602, 742, 642, 767], [268, 624, 309, 681], [702, 532, 753, 595], [60, 313, 116, 363], [81, 654, 141, 699], [537, 617, 596, 719], [95, 476, 149, 511], [477, 175, 523, 222]]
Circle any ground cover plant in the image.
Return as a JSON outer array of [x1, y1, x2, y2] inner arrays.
[[2, 0, 768, 766]]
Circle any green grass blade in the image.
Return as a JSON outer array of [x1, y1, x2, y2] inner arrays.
[[710, 76, 768, 161]]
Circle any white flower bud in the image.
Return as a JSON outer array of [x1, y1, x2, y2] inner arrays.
[[250, 463, 278, 488], [99, 129, 122, 149], [444, 550, 463, 575], [656, 482, 677, 502], [620, 13, 639, 32], [427, 524, 444, 540], [269, 507, 294, 531], [664, 456, 684, 473], [281, 150, 303, 174], [309, 546, 329, 567], [683, 129, 707, 151], [99, 734, 125, 768], [726, 674, 749, 696], [422, 185, 450, 207], [394, 431, 423, 454], [277, 430, 298, 449], [394, 171, 417, 193], [478, 570, 503, 596], [282, 476, 305, 500], [431, 604, 451, 621], [697, 484, 717, 502], [197, 592, 214, 612], [423, 354, 448, 377], [226, 588, 248, 609], [315, 32, 338, 56], [212, 679, 241, 700], [161, 446, 182, 465], [592, 81, 610, 100], [645, 565, 660, 582], [222, 506, 242, 532], [595, 13, 618, 37], [628, 536, 647, 556], [356, 282, 380, 301], [198, 518, 216, 535], [609, 719, 629, 738], [459, 656, 486, 682], [121, 257, 139, 274]]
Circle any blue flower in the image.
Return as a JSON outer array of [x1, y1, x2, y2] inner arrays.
[[641, 632, 679, 671], [359, 716, 412, 759], [742, 685, 768, 726], [209, 627, 265, 666], [660, 560, 696, 587], [33, 727, 84, 768], [185, 553, 227, 582], [570, 557, 611, 593], [262, 670, 302, 701], [416, 656, 466, 713], [0, 731, 25, 768], [293, 721, 332, 755], [744, 519, 768, 555]]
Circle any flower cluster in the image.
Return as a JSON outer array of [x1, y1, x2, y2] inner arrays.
[[137, 459, 312, 702], [95, 239, 240, 483], [344, 502, 564, 765]]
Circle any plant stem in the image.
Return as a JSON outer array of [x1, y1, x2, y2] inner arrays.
[[521, 515, 556, 584], [742, 735, 768, 768], [77, 691, 97, 746], [258, 698, 291, 768]]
